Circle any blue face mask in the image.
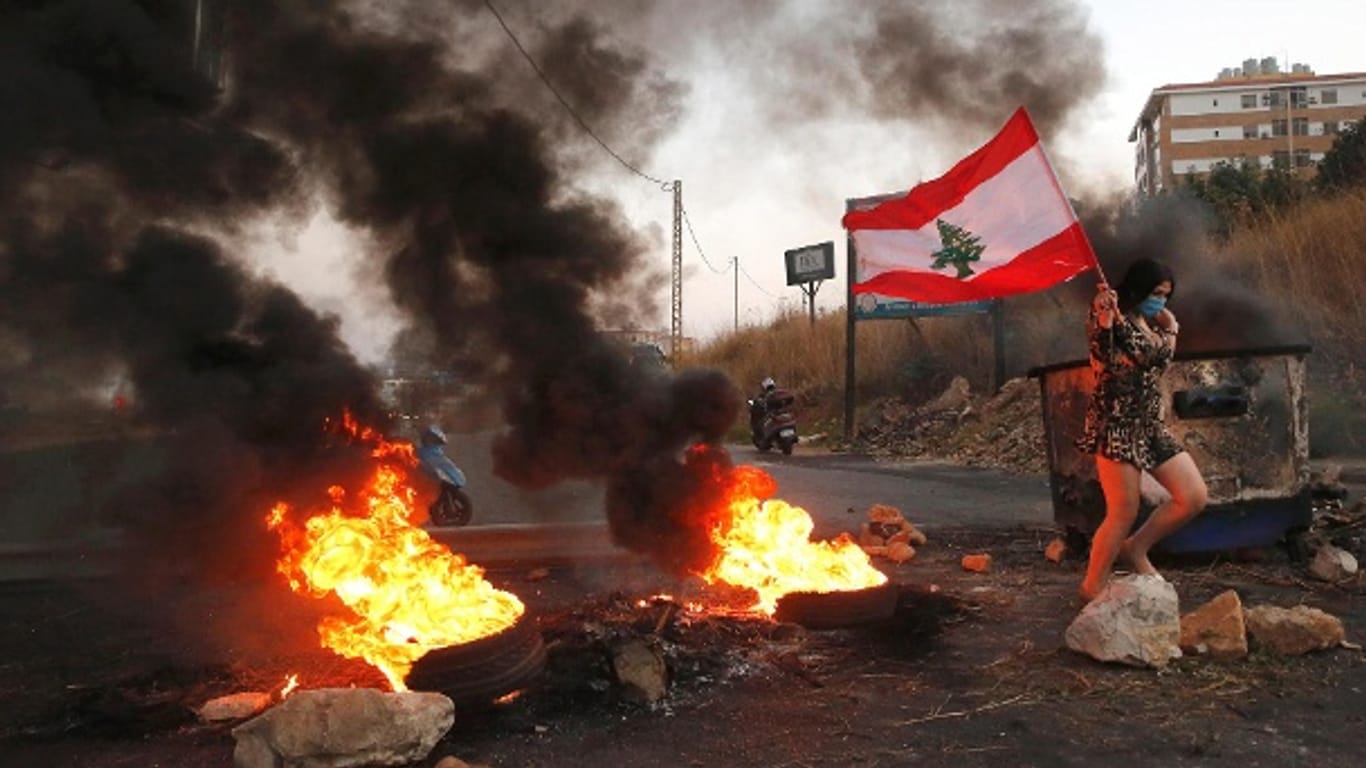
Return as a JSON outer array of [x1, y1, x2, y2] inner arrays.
[[1137, 295, 1167, 318]]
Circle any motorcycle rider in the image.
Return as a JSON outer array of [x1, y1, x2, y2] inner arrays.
[[750, 377, 778, 434], [416, 424, 472, 526]]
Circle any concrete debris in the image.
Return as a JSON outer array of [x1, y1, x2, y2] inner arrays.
[[199, 692, 274, 722], [1309, 543, 1359, 582], [960, 553, 992, 573], [1244, 604, 1346, 656], [849, 377, 1046, 475], [1044, 538, 1067, 563], [1179, 590, 1248, 660], [611, 638, 668, 705], [1065, 575, 1182, 669], [857, 504, 926, 563], [231, 688, 453, 768]]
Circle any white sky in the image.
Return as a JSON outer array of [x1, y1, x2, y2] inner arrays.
[[251, 0, 1366, 364]]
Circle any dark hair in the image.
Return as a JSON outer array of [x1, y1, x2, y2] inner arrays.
[[1115, 258, 1175, 313]]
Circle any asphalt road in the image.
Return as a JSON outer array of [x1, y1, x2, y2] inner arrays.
[[450, 435, 1054, 534]]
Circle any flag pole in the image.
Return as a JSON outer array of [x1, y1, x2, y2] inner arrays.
[[1029, 110, 1109, 289]]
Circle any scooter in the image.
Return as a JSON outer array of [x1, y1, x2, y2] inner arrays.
[[748, 388, 799, 455], [417, 426, 473, 526]]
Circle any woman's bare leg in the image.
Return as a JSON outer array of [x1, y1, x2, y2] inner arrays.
[[1122, 452, 1209, 575], [1080, 456, 1141, 601]]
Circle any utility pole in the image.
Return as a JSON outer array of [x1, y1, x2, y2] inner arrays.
[[733, 256, 739, 332], [671, 180, 682, 361]]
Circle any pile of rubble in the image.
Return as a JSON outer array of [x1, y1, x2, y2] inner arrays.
[[850, 376, 1047, 475], [1066, 575, 1352, 669]]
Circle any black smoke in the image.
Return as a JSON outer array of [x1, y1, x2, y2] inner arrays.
[[1077, 194, 1306, 352], [0, 0, 743, 601], [854, 0, 1106, 143]]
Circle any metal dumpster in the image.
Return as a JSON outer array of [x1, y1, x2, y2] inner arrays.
[[1029, 345, 1312, 553]]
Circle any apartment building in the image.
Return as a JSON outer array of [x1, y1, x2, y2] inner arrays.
[[1130, 57, 1366, 197]]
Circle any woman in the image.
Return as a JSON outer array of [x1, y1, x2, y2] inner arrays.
[[1076, 258, 1208, 602]]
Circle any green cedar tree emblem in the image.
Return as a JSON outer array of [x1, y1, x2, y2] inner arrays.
[[929, 219, 985, 278]]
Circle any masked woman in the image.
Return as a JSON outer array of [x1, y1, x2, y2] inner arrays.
[[1075, 257, 1208, 603]]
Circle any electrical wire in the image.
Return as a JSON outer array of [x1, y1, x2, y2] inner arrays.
[[679, 204, 730, 275], [484, 0, 752, 302], [739, 261, 778, 298], [482, 0, 675, 192]]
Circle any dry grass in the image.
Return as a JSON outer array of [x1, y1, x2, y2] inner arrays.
[[1214, 189, 1366, 355]]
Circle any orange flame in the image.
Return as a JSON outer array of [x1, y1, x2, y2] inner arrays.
[[700, 464, 886, 614], [267, 415, 524, 691], [279, 674, 299, 699]]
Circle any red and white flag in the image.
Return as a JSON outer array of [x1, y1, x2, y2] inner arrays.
[[842, 108, 1097, 304]]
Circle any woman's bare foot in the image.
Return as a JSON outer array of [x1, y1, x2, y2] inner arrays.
[[1077, 581, 1104, 605], [1120, 539, 1159, 576]]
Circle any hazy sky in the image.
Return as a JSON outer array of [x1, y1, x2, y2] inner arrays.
[[249, 0, 1366, 362]]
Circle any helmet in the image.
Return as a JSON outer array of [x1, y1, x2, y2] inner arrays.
[[760, 377, 776, 392], [422, 425, 448, 445]]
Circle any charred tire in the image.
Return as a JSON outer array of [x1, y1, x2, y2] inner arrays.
[[407, 615, 547, 705], [430, 486, 473, 527], [780, 440, 794, 456], [773, 581, 898, 629]]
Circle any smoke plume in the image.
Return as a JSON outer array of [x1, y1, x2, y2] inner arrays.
[[853, 0, 1106, 142], [0, 0, 744, 599]]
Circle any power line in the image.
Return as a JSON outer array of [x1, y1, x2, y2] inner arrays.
[[482, 0, 675, 191], [738, 261, 778, 298], [679, 204, 730, 275], [484, 0, 751, 321]]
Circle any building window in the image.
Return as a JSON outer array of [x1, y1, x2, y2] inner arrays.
[[1241, 94, 1258, 109], [1272, 150, 1290, 170], [1271, 119, 1287, 137], [1294, 149, 1312, 168], [1212, 98, 1219, 107], [1243, 125, 1258, 139], [1325, 121, 1340, 135], [1293, 117, 1309, 136], [1265, 91, 1284, 108], [1321, 89, 1338, 105]]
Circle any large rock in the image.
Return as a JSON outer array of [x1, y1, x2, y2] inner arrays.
[[232, 688, 454, 768], [1179, 590, 1248, 660], [1066, 575, 1181, 668], [1244, 605, 1346, 656]]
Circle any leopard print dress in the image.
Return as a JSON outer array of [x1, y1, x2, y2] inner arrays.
[[1075, 306, 1183, 470]]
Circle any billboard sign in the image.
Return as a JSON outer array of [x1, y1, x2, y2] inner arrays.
[[784, 241, 836, 286]]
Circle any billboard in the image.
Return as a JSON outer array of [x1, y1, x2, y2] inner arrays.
[[784, 241, 836, 285]]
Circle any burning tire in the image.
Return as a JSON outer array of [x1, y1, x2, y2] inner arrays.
[[773, 581, 898, 629], [407, 614, 546, 705]]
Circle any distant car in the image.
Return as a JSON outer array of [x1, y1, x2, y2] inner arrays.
[[628, 342, 670, 372]]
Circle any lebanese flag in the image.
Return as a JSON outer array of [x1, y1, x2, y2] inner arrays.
[[842, 108, 1097, 304]]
